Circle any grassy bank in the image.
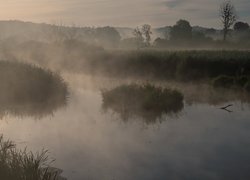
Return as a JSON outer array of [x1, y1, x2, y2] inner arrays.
[[0, 136, 62, 180], [86, 50, 250, 82], [102, 84, 184, 123], [0, 61, 68, 117]]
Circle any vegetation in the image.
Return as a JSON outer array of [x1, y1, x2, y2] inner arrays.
[[85, 50, 250, 82], [102, 84, 184, 123], [220, 1, 237, 41], [212, 75, 250, 92], [170, 19, 192, 41], [0, 136, 62, 180], [0, 61, 68, 117]]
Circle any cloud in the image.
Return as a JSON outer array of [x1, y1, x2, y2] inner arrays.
[[0, 0, 249, 28]]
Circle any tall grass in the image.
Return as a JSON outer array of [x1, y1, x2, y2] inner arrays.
[[0, 61, 68, 117], [85, 50, 250, 82], [102, 84, 184, 123], [0, 136, 61, 180]]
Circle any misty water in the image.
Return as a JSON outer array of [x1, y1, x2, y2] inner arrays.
[[1, 73, 250, 180]]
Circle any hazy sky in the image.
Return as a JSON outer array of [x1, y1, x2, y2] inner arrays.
[[0, 0, 249, 28]]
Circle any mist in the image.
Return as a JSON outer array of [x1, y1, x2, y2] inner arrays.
[[0, 0, 250, 180]]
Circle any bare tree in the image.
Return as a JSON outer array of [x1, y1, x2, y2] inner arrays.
[[220, 1, 237, 41], [142, 24, 152, 46]]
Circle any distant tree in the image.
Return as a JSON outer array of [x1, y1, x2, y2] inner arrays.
[[206, 28, 217, 35], [95, 26, 121, 47], [234, 21, 250, 31], [220, 1, 237, 41], [154, 38, 168, 47], [141, 24, 152, 46], [133, 27, 144, 49], [170, 19, 192, 41]]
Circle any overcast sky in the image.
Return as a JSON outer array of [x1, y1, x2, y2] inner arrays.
[[0, 0, 249, 28]]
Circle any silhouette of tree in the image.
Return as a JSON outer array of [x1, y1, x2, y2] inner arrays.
[[95, 26, 121, 47], [133, 27, 144, 49], [141, 24, 152, 46], [170, 19, 192, 41], [220, 1, 237, 41], [234, 21, 249, 31]]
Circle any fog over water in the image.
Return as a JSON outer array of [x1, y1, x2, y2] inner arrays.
[[0, 0, 250, 179], [0, 73, 250, 180]]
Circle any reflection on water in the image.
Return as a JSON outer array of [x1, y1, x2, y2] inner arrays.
[[0, 100, 67, 119], [102, 84, 184, 124], [0, 61, 68, 118], [1, 74, 250, 180]]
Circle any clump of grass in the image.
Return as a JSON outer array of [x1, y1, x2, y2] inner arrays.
[[212, 75, 235, 88], [212, 75, 250, 92], [102, 84, 184, 123], [0, 61, 68, 117], [0, 136, 60, 180]]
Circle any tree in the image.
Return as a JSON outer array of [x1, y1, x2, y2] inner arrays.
[[141, 24, 152, 46], [133, 27, 144, 49], [220, 1, 237, 41], [234, 21, 250, 31], [95, 26, 121, 47], [170, 19, 192, 41]]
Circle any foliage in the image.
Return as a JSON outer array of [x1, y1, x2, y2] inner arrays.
[[141, 24, 152, 46], [170, 19, 192, 41], [86, 50, 250, 82], [0, 61, 68, 117], [102, 84, 184, 123], [234, 21, 250, 31], [212, 75, 235, 88], [133, 27, 144, 49], [0, 136, 60, 180], [220, 1, 237, 41]]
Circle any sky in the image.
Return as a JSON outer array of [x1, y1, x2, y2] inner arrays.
[[0, 0, 249, 28]]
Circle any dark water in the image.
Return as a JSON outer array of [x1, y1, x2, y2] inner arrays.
[[1, 74, 250, 180]]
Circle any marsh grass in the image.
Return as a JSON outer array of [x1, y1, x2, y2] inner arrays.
[[212, 75, 250, 92], [0, 61, 68, 117], [0, 136, 60, 180], [102, 84, 184, 123], [86, 50, 250, 82]]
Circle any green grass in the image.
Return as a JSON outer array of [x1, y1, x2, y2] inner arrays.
[[102, 84, 184, 123], [0, 136, 60, 180], [0, 61, 68, 117]]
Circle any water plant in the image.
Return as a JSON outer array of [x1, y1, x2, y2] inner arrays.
[[0, 136, 61, 180], [0, 61, 68, 117], [102, 84, 184, 123]]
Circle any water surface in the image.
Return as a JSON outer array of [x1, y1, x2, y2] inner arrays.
[[1, 73, 250, 180]]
